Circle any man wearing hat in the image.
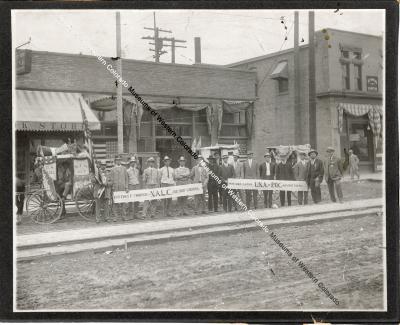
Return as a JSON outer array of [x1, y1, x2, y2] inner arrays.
[[307, 149, 324, 204], [213, 151, 224, 206], [259, 151, 276, 208], [109, 155, 129, 221], [243, 151, 260, 209], [92, 160, 112, 222], [142, 157, 159, 218], [324, 147, 344, 203], [159, 156, 175, 217], [276, 153, 294, 207], [220, 154, 235, 212], [232, 153, 244, 210], [126, 156, 140, 219], [174, 156, 191, 216], [190, 155, 208, 214], [293, 152, 310, 205], [207, 155, 220, 213]]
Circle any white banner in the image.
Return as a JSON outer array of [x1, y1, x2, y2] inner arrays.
[[227, 178, 308, 191], [113, 183, 203, 203], [43, 162, 57, 180]]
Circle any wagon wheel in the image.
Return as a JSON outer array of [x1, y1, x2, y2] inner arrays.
[[75, 185, 96, 221], [26, 189, 62, 224]]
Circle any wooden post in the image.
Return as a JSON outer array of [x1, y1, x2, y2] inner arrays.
[[308, 11, 317, 149], [294, 11, 301, 144], [116, 12, 124, 154]]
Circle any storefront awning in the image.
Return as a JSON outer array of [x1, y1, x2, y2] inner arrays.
[[270, 61, 288, 80], [15, 90, 100, 132], [83, 94, 137, 111], [337, 102, 383, 147]]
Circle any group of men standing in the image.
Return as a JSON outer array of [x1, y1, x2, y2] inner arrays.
[[92, 145, 348, 223]]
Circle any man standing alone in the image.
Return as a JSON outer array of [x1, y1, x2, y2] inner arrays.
[[293, 152, 309, 205], [324, 147, 344, 203], [259, 152, 276, 208], [349, 149, 360, 181]]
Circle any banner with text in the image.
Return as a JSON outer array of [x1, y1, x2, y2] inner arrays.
[[113, 183, 203, 203], [227, 178, 308, 191]]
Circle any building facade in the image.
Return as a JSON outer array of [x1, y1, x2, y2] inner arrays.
[[229, 28, 383, 172], [15, 49, 257, 181]]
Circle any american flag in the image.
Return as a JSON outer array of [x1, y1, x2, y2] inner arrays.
[[79, 98, 101, 184]]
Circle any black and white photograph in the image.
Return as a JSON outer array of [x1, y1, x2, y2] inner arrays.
[[10, 5, 392, 315]]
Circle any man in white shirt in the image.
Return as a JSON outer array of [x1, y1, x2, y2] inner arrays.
[[259, 152, 276, 208], [159, 156, 175, 217], [126, 156, 140, 219], [175, 156, 191, 216]]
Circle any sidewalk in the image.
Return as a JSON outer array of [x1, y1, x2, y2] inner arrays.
[[16, 199, 383, 250]]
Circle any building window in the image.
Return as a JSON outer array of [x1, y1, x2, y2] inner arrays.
[[353, 51, 362, 60], [354, 64, 362, 90], [278, 78, 289, 93], [341, 50, 349, 58], [342, 63, 350, 90]]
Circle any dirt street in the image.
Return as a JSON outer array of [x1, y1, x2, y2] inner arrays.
[[17, 213, 384, 311]]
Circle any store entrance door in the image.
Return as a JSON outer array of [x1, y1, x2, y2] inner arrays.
[[347, 119, 374, 171], [156, 138, 193, 168]]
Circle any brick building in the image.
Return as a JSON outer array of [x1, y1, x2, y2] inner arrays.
[[15, 49, 256, 185], [229, 28, 383, 172]]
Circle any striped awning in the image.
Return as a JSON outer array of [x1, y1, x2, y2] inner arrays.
[[15, 90, 101, 131], [337, 102, 383, 147]]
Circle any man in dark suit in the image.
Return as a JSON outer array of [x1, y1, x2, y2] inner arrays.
[[276, 154, 294, 206], [220, 154, 235, 212], [307, 149, 324, 203], [259, 152, 276, 208], [293, 152, 310, 205], [207, 156, 220, 212], [324, 147, 344, 203], [243, 151, 260, 209]]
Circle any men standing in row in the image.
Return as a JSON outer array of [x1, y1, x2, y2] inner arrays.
[[220, 154, 235, 212], [293, 152, 309, 205], [126, 157, 140, 219], [324, 147, 344, 203], [243, 151, 259, 209], [191, 155, 208, 214], [232, 153, 244, 211], [175, 156, 191, 216], [159, 156, 175, 217], [259, 152, 276, 208], [109, 155, 129, 221], [142, 157, 158, 219], [207, 156, 220, 213], [276, 154, 294, 207], [307, 149, 324, 204]]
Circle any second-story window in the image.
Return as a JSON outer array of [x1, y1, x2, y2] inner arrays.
[[342, 62, 350, 90], [278, 79, 289, 93], [354, 64, 362, 90]]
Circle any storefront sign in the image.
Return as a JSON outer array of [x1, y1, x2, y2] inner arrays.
[[16, 121, 85, 131], [16, 50, 32, 75], [366, 76, 378, 92], [228, 178, 308, 191], [43, 162, 57, 181], [349, 133, 361, 142], [113, 183, 203, 203], [73, 159, 90, 176]]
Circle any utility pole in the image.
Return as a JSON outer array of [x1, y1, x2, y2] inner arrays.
[[142, 12, 171, 62], [116, 11, 124, 154], [163, 37, 187, 63], [308, 11, 317, 149], [293, 11, 301, 144]]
